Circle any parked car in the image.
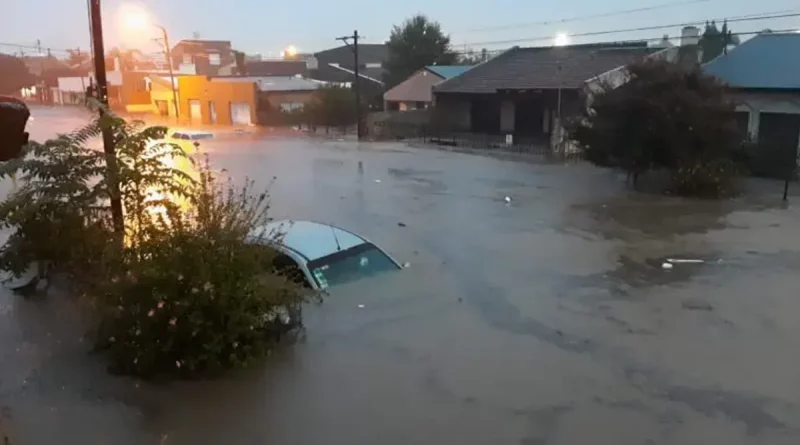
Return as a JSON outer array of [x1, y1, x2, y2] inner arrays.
[[248, 220, 402, 290]]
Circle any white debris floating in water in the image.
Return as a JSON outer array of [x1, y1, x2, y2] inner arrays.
[[374, 179, 381, 183], [662, 262, 674, 270], [403, 262, 411, 268], [357, 304, 365, 309], [504, 196, 512, 203], [667, 258, 704, 264]]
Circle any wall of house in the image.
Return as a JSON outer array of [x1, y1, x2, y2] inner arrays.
[[120, 72, 152, 107], [731, 91, 800, 140], [177, 76, 258, 126], [384, 69, 442, 106], [261, 90, 315, 111], [150, 81, 179, 118], [432, 93, 471, 130]]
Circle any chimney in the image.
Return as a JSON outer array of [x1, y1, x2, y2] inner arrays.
[[680, 26, 700, 46], [677, 26, 702, 67]]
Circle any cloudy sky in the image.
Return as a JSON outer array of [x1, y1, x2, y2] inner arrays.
[[3, 0, 799, 57]]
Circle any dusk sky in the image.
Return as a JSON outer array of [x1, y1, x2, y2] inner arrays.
[[3, 0, 800, 58]]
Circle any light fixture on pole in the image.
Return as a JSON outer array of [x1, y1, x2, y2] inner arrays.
[[124, 8, 180, 121]]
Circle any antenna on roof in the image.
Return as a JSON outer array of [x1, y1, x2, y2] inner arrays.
[[330, 225, 342, 251]]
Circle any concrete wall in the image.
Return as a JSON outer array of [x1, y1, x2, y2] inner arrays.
[[177, 76, 258, 126], [150, 80, 179, 118], [120, 72, 152, 106]]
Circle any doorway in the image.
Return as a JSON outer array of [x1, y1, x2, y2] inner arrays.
[[188, 100, 202, 125]]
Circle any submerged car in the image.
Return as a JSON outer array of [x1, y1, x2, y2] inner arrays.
[[248, 220, 402, 290]]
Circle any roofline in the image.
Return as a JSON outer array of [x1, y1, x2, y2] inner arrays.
[[433, 46, 518, 93], [327, 64, 384, 85]]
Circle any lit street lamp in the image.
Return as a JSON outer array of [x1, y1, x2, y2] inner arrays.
[[125, 9, 180, 121]]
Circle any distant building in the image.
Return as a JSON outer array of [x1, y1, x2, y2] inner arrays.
[[704, 32, 800, 174], [170, 40, 234, 76], [384, 65, 471, 111]]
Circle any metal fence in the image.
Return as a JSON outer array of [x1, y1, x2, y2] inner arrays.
[[372, 119, 584, 161]]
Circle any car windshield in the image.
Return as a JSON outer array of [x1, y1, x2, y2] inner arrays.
[[191, 133, 214, 140], [306, 243, 399, 288]]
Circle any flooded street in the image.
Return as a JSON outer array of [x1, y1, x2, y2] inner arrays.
[[1, 107, 799, 444]]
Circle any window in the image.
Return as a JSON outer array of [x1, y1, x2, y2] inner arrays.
[[280, 102, 304, 112], [208, 53, 221, 66], [306, 243, 399, 288]]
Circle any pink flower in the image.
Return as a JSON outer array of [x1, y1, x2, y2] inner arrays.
[[148, 310, 155, 317], [157, 301, 164, 309], [169, 318, 177, 326]]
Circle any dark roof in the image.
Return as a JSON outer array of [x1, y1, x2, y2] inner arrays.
[[246, 60, 306, 76], [314, 44, 388, 65], [435, 42, 655, 93], [308, 63, 384, 85], [703, 33, 800, 90], [172, 40, 232, 53], [426, 65, 472, 79]]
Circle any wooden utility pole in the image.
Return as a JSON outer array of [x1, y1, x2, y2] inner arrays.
[[336, 30, 362, 139], [89, 0, 124, 234]]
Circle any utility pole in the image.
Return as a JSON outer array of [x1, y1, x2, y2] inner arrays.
[[89, 0, 124, 234], [336, 30, 362, 140], [158, 27, 180, 121]]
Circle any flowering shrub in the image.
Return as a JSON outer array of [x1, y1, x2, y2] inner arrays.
[[94, 156, 316, 377], [0, 112, 315, 378]]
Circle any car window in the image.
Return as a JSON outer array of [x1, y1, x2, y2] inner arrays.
[[191, 133, 214, 140], [306, 243, 399, 289], [272, 253, 310, 288]]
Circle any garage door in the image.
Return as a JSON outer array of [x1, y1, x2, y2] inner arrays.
[[230, 103, 252, 126], [758, 112, 800, 178], [188, 100, 202, 124]]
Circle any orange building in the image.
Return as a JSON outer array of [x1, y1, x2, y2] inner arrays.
[[177, 75, 258, 126]]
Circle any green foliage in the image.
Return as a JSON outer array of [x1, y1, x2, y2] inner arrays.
[[94, 158, 315, 378], [385, 15, 458, 88], [288, 86, 357, 129], [700, 20, 738, 63], [0, 110, 314, 378], [0, 53, 35, 94], [571, 59, 743, 197]]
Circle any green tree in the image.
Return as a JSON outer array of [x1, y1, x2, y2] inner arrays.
[[699, 20, 738, 63], [570, 59, 743, 197], [384, 15, 457, 88], [0, 53, 34, 95]]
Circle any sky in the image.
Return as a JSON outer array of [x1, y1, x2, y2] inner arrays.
[[2, 0, 800, 58]]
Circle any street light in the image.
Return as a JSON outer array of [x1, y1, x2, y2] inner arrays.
[[124, 9, 180, 121]]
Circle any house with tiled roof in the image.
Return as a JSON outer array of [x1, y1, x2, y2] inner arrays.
[[431, 41, 659, 148], [383, 65, 471, 111], [703, 32, 800, 166]]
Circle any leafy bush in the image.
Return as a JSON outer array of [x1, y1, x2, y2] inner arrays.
[[94, 160, 314, 377], [0, 111, 314, 378], [669, 158, 743, 198], [570, 59, 744, 197]]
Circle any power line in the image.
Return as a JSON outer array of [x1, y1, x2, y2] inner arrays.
[[458, 11, 800, 48], [464, 0, 719, 33], [448, 28, 799, 57]]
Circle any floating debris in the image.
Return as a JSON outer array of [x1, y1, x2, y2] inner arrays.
[[374, 179, 381, 183], [357, 304, 365, 309], [504, 196, 512, 203], [668, 258, 704, 264], [397, 222, 407, 227], [661, 262, 674, 270], [682, 299, 713, 311]]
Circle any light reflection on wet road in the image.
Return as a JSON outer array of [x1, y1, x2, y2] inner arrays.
[[1, 107, 799, 444]]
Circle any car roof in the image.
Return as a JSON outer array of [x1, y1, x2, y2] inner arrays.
[[254, 220, 366, 261]]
